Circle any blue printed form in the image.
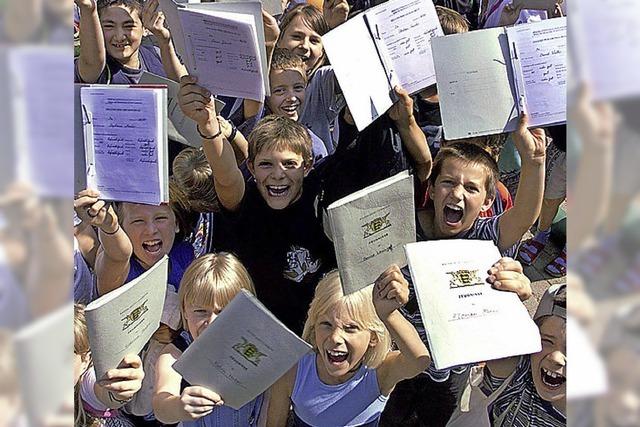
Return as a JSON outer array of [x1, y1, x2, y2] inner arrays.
[[80, 86, 168, 205]]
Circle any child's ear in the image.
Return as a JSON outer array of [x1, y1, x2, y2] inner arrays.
[[247, 160, 256, 177], [303, 162, 313, 177], [368, 332, 379, 348], [480, 195, 495, 212]]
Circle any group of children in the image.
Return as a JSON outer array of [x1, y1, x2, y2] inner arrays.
[[73, 0, 567, 426]]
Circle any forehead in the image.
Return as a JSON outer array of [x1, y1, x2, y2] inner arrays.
[[122, 203, 173, 218], [318, 301, 359, 323], [270, 69, 306, 86], [438, 157, 488, 183], [539, 315, 566, 340], [255, 147, 304, 162], [284, 15, 320, 37], [100, 5, 141, 23]]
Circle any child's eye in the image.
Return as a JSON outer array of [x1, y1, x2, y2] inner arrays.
[[344, 324, 360, 332], [311, 37, 322, 45], [319, 321, 332, 328], [284, 162, 299, 169], [272, 89, 285, 96], [294, 85, 306, 91], [155, 215, 169, 221], [130, 219, 144, 225], [258, 161, 272, 168], [465, 185, 479, 193]]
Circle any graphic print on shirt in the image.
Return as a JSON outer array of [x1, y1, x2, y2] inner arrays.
[[283, 245, 321, 283]]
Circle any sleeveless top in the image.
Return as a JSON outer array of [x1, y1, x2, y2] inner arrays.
[[172, 332, 265, 427], [126, 241, 195, 291], [291, 352, 388, 427]]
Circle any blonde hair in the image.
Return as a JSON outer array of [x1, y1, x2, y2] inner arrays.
[[248, 115, 313, 168], [172, 147, 220, 213], [270, 48, 308, 85], [178, 253, 256, 323], [74, 304, 98, 427], [435, 5, 470, 35], [302, 270, 391, 369]]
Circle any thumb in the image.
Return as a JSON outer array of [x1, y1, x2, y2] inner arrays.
[[516, 112, 530, 135]]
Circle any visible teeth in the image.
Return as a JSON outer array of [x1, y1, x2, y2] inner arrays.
[[145, 240, 161, 245], [542, 368, 563, 379], [446, 204, 462, 211], [328, 349, 347, 356]]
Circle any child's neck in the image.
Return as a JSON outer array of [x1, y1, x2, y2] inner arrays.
[[119, 51, 141, 70], [551, 399, 566, 417]]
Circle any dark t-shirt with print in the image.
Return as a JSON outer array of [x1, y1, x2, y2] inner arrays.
[[215, 172, 336, 335]]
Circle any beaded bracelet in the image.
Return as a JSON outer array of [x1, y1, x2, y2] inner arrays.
[[100, 224, 120, 235]]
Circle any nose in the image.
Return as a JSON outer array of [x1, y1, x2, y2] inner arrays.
[[328, 327, 345, 345], [547, 350, 566, 369], [144, 221, 159, 235], [271, 163, 287, 179], [451, 184, 464, 200], [298, 38, 310, 54]]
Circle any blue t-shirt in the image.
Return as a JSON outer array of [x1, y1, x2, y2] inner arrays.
[[291, 352, 388, 427], [126, 241, 195, 291]]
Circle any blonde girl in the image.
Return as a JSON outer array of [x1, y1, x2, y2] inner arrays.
[[267, 265, 430, 427], [74, 304, 144, 427], [152, 253, 265, 426]]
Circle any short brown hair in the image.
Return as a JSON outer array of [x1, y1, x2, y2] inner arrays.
[[173, 147, 220, 213], [270, 48, 308, 84], [436, 5, 469, 35], [445, 133, 508, 162], [430, 142, 499, 199], [248, 115, 313, 168], [278, 4, 330, 74]]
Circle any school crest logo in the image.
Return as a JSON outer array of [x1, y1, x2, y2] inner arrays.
[[122, 300, 149, 331], [232, 337, 267, 366], [447, 269, 483, 289], [362, 213, 391, 238], [284, 245, 321, 283]]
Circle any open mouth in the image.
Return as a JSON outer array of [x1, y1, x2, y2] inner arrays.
[[267, 185, 290, 197], [326, 349, 349, 365], [111, 41, 130, 50], [280, 104, 299, 117], [540, 367, 565, 388], [142, 239, 163, 254], [443, 204, 464, 225]]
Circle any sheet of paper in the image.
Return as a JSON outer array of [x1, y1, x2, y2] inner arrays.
[[81, 86, 166, 204], [364, 0, 442, 95], [323, 14, 395, 131], [14, 304, 74, 427], [8, 47, 73, 198], [572, 0, 640, 101], [85, 257, 168, 380], [405, 240, 541, 369], [216, 0, 283, 17], [328, 172, 416, 295], [178, 8, 265, 101], [173, 290, 311, 409], [433, 28, 519, 139], [508, 17, 566, 127]]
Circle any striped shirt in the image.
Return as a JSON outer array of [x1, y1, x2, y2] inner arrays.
[[481, 356, 566, 427]]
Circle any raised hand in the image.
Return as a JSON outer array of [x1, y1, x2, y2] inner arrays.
[[512, 112, 546, 165], [74, 0, 96, 11], [388, 85, 415, 129], [142, 0, 171, 43], [486, 257, 532, 301], [373, 265, 410, 321], [178, 75, 219, 135], [323, 0, 350, 29], [262, 9, 280, 49], [99, 354, 145, 403], [179, 386, 224, 420], [73, 189, 119, 234]]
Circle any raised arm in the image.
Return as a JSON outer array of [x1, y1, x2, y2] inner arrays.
[[498, 113, 546, 252], [374, 265, 431, 396], [266, 365, 297, 427], [484, 257, 533, 377], [178, 76, 246, 211], [389, 86, 432, 183], [142, 0, 187, 82], [75, 0, 107, 83], [153, 344, 224, 424], [75, 189, 133, 296]]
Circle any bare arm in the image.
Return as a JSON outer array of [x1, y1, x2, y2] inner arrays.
[[74, 190, 133, 295], [153, 344, 223, 424], [266, 365, 297, 427], [178, 76, 246, 211], [75, 0, 107, 83], [498, 113, 546, 252], [142, 0, 187, 82], [219, 116, 249, 164], [389, 86, 432, 183], [374, 265, 431, 396]]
